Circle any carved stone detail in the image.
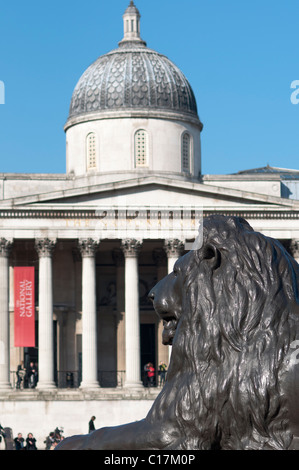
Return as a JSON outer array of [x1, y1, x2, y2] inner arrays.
[[121, 239, 142, 258], [290, 239, 299, 260], [164, 239, 184, 258], [78, 238, 99, 258], [0, 238, 13, 257], [35, 238, 56, 258]]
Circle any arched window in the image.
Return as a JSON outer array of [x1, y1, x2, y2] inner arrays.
[[182, 133, 191, 173], [86, 132, 97, 170], [135, 129, 148, 167]]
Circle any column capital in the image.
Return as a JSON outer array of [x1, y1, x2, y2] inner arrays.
[[35, 238, 56, 258], [78, 238, 99, 257], [0, 238, 13, 258], [164, 239, 184, 258], [290, 239, 299, 259], [121, 238, 142, 258]]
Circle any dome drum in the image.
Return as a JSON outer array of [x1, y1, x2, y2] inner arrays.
[[66, 117, 201, 178]]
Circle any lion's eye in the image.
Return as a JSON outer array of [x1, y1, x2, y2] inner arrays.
[[173, 268, 179, 277]]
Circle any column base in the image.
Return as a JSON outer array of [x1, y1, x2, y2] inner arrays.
[[79, 381, 101, 391], [0, 382, 12, 391], [36, 381, 57, 390], [124, 380, 144, 390]]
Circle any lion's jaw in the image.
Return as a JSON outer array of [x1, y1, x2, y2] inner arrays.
[[148, 272, 183, 345], [153, 302, 180, 345]]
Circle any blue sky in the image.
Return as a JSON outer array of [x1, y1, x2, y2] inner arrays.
[[0, 0, 298, 175]]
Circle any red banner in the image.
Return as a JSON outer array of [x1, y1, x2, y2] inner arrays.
[[14, 267, 35, 347]]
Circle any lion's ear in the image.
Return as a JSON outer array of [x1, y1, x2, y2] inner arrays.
[[202, 243, 221, 270]]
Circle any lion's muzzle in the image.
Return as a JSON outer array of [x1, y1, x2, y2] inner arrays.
[[148, 274, 182, 345]]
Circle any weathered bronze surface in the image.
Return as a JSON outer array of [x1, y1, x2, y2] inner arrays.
[[56, 215, 299, 450]]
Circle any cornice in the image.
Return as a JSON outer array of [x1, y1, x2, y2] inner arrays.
[[0, 208, 299, 220], [64, 108, 203, 132]]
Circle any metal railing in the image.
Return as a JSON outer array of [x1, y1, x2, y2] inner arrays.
[[56, 370, 126, 388], [10, 370, 126, 389]]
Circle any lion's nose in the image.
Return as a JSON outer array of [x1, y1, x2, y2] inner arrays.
[[148, 288, 155, 302]]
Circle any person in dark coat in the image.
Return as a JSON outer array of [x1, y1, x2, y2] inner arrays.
[[88, 416, 96, 433], [27, 362, 37, 388], [44, 432, 55, 450], [26, 433, 37, 450], [14, 432, 25, 450], [16, 362, 26, 389]]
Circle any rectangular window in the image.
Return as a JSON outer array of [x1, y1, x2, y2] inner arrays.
[[135, 130, 148, 167], [87, 133, 97, 170], [182, 133, 190, 172]]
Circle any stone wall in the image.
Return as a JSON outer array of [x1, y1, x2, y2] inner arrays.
[[0, 389, 157, 449]]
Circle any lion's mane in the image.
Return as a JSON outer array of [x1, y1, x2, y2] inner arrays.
[[148, 215, 299, 450]]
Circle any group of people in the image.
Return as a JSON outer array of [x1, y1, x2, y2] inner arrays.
[[0, 426, 64, 450], [16, 361, 38, 389], [44, 427, 64, 450], [143, 361, 167, 387], [14, 432, 37, 450]]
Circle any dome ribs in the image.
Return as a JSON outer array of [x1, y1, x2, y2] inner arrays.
[[67, 48, 199, 120]]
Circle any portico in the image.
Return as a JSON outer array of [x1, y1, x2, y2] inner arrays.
[[0, 198, 299, 393], [0, 202, 192, 391]]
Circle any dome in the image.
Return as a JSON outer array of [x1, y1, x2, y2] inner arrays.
[[65, 2, 203, 179], [66, 2, 201, 128]]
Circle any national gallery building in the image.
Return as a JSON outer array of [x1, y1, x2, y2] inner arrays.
[[1, 2, 299, 444]]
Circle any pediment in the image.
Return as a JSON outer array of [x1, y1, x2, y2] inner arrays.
[[0, 175, 298, 212]]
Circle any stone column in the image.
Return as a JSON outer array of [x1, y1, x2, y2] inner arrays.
[[0, 238, 12, 390], [164, 239, 184, 273], [112, 248, 125, 386], [35, 238, 56, 390], [78, 238, 100, 390], [121, 238, 143, 389], [290, 239, 299, 263], [164, 239, 184, 362]]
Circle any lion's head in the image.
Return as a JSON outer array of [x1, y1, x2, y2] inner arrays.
[[148, 215, 299, 450]]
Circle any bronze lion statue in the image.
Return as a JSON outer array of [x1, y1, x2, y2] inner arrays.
[[56, 215, 299, 450]]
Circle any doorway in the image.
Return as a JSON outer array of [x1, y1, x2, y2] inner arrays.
[[140, 323, 156, 386]]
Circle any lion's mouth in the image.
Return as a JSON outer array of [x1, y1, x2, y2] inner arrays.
[[162, 318, 177, 345], [156, 312, 178, 345], [149, 299, 180, 345], [162, 316, 177, 329]]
